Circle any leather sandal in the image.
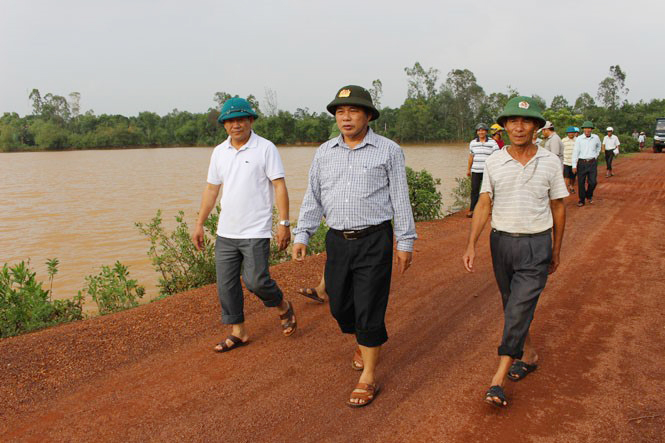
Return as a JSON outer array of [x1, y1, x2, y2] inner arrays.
[[213, 335, 248, 353], [346, 382, 380, 408], [297, 287, 325, 303], [279, 301, 297, 337], [351, 347, 364, 371]]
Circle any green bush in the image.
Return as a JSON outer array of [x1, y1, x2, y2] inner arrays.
[[0, 260, 83, 338], [80, 261, 145, 315], [450, 176, 471, 212], [136, 208, 219, 296], [406, 166, 443, 220]]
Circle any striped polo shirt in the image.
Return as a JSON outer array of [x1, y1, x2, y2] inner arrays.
[[469, 138, 500, 173], [480, 146, 569, 234]]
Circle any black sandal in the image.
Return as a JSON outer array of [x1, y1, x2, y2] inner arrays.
[[507, 361, 538, 381], [297, 287, 325, 303], [279, 301, 297, 337], [485, 385, 507, 408], [214, 335, 248, 353]]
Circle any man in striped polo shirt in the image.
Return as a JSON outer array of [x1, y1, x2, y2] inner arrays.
[[463, 96, 568, 408], [466, 123, 500, 218]]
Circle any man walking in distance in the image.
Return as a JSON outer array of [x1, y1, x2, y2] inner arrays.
[[463, 96, 567, 408], [572, 121, 602, 207], [292, 85, 416, 408], [602, 126, 620, 177], [467, 123, 500, 218], [562, 126, 578, 193], [490, 124, 505, 149], [192, 97, 296, 353], [541, 121, 564, 164]]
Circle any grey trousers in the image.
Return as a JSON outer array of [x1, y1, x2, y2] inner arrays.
[[215, 236, 283, 324], [490, 229, 552, 359]]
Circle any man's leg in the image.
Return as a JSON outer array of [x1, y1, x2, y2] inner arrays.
[[214, 236, 248, 349], [577, 162, 588, 204], [587, 162, 598, 201], [469, 172, 483, 214], [240, 238, 294, 334], [348, 227, 393, 405], [324, 230, 356, 336]]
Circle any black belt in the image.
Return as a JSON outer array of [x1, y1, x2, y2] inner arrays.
[[578, 158, 596, 163], [330, 221, 391, 240], [492, 228, 551, 238]]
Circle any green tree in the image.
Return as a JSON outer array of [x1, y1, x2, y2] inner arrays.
[[597, 65, 628, 109], [549, 95, 570, 111]]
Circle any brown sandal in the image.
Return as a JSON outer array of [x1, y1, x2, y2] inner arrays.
[[346, 382, 380, 408], [213, 335, 248, 353], [351, 347, 364, 371], [297, 287, 325, 303], [279, 301, 297, 337]]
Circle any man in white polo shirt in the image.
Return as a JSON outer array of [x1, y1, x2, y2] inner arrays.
[[463, 96, 568, 408], [602, 127, 620, 177], [192, 97, 296, 353]]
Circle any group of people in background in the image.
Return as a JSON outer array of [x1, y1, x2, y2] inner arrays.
[[467, 119, 623, 213], [191, 85, 637, 411]]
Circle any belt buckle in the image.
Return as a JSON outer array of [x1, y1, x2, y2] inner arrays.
[[342, 231, 357, 240]]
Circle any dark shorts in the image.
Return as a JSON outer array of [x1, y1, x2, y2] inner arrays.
[[324, 223, 394, 347], [563, 165, 576, 179]]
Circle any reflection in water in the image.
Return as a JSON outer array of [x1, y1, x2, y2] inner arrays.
[[0, 144, 467, 308]]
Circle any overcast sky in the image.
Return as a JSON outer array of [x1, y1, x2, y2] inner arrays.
[[2, 0, 663, 117]]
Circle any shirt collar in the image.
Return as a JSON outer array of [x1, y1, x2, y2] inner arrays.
[[333, 128, 378, 150], [223, 131, 258, 150], [499, 146, 549, 165]]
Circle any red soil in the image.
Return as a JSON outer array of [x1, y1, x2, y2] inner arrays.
[[2, 152, 664, 442]]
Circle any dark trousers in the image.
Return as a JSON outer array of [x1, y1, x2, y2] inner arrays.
[[324, 224, 393, 347], [470, 172, 484, 211], [577, 159, 597, 203], [215, 236, 283, 324], [604, 150, 615, 171], [490, 230, 552, 359]]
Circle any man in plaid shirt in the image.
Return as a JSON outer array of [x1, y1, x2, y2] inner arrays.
[[293, 85, 416, 408]]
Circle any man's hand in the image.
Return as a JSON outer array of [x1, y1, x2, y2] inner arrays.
[[572, 167, 577, 174], [466, 170, 471, 177], [462, 245, 475, 272], [395, 250, 413, 274], [548, 252, 560, 274], [276, 225, 291, 251], [292, 243, 307, 262], [192, 225, 205, 251]]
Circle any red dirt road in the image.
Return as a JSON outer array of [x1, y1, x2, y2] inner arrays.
[[2, 153, 665, 442]]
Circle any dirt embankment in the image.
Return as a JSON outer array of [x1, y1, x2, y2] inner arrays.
[[2, 153, 664, 442]]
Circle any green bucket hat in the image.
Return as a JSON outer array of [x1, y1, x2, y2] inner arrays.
[[580, 120, 594, 129], [496, 96, 546, 129], [326, 85, 380, 121], [218, 97, 259, 123]]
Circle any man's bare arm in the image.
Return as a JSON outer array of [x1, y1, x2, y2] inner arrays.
[[462, 192, 492, 272], [272, 178, 290, 251], [192, 183, 221, 251], [549, 198, 566, 274]]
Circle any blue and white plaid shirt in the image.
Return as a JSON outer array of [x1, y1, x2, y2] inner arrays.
[[293, 129, 417, 252]]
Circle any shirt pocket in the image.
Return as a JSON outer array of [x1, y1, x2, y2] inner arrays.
[[360, 163, 388, 197]]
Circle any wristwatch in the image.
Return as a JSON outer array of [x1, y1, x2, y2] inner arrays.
[[279, 220, 290, 227]]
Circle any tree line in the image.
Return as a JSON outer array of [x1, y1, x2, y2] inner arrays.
[[1, 64, 663, 152]]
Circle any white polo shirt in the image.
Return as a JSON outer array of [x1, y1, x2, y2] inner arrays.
[[207, 131, 285, 238], [602, 134, 620, 150], [480, 147, 569, 234]]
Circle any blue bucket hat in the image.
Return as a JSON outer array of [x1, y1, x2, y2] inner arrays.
[[566, 126, 577, 133], [218, 97, 259, 123]]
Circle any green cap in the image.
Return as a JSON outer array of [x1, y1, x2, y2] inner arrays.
[[218, 97, 259, 123], [326, 85, 380, 121], [496, 96, 546, 129], [580, 120, 594, 129]]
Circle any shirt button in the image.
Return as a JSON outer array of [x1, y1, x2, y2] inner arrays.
[[347, 182, 350, 185], [345, 199, 348, 202]]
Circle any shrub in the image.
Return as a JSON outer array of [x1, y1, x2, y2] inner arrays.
[[405, 166, 443, 221], [136, 207, 219, 296], [0, 260, 83, 338], [450, 176, 471, 212], [80, 261, 145, 315]]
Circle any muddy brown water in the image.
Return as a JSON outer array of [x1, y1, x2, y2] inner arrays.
[[0, 143, 468, 308]]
